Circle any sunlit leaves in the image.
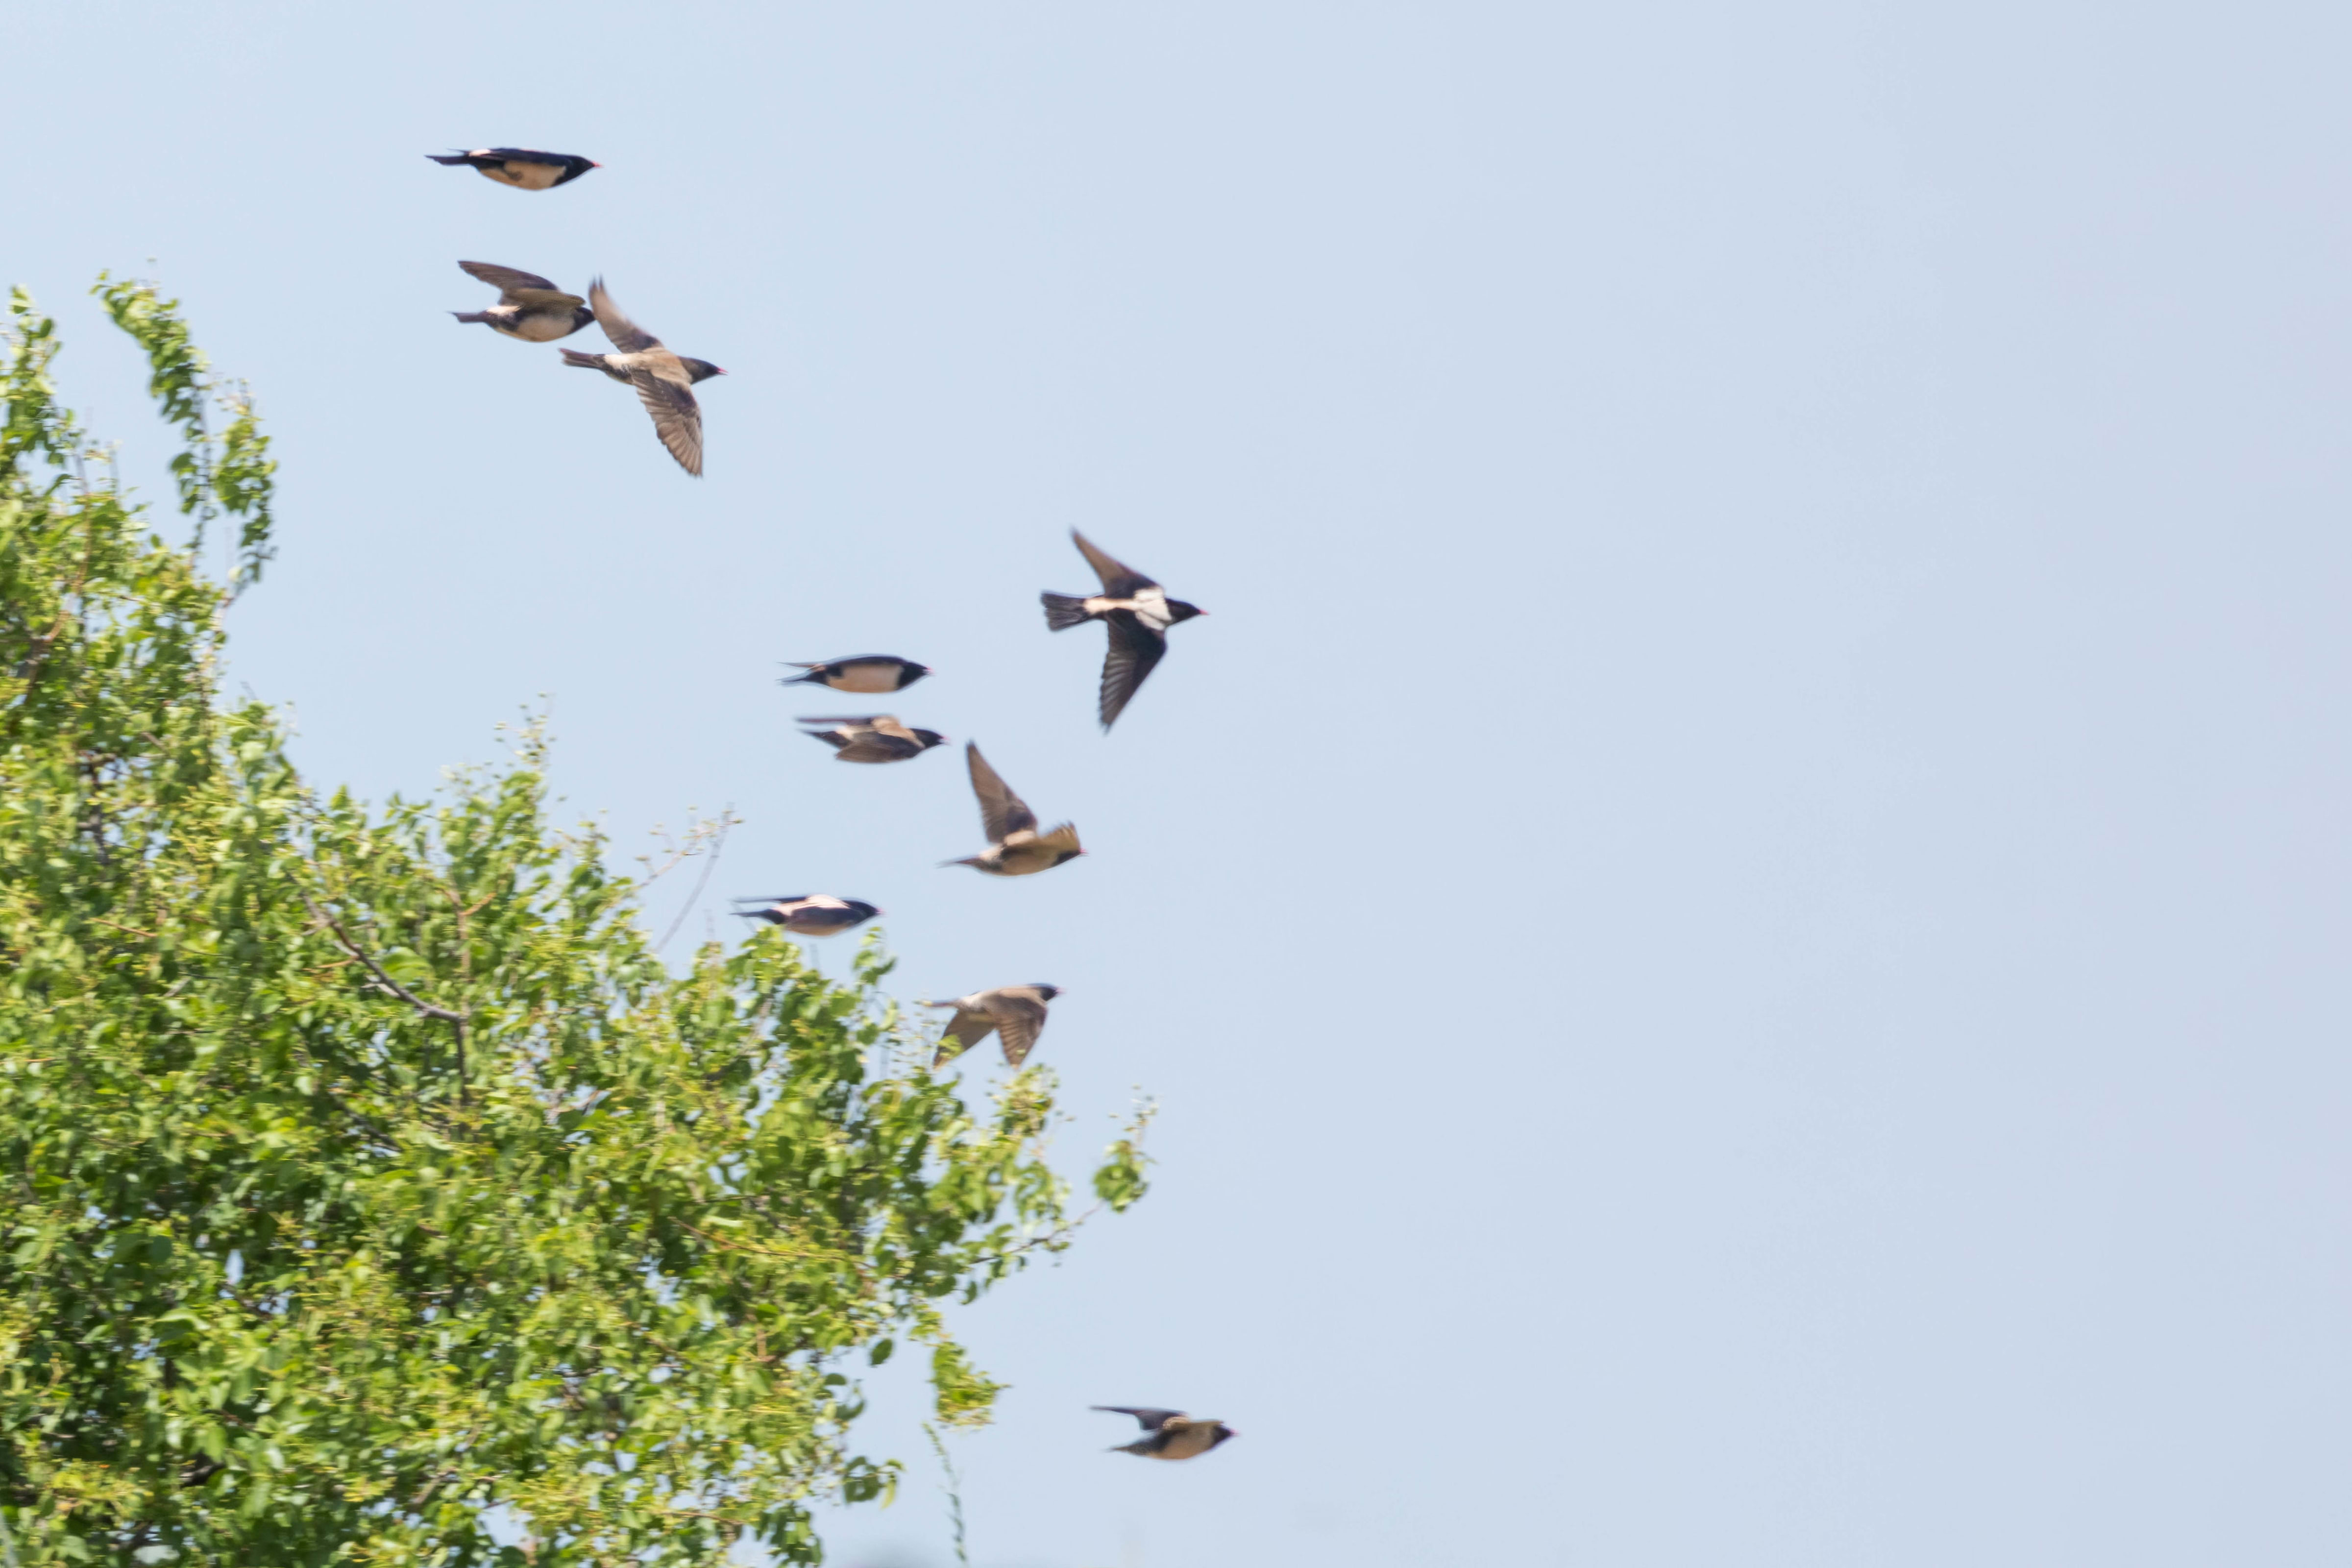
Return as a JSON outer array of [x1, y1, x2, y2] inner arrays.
[[1092, 1102, 1157, 1215], [90, 274, 274, 589]]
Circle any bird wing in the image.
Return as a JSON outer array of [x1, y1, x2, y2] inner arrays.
[[1097, 612, 1169, 730], [1094, 1407, 1185, 1431], [931, 1006, 998, 1068], [630, 369, 705, 476], [588, 278, 662, 352], [460, 261, 578, 307], [836, 733, 919, 762], [989, 991, 1050, 1067], [1072, 530, 1157, 598], [965, 744, 1036, 841], [1034, 823, 1082, 856], [867, 715, 918, 741]]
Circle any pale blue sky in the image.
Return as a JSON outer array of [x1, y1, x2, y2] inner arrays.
[[9, 3, 2352, 1564]]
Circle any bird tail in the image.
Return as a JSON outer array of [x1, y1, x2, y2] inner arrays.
[[425, 153, 472, 166], [780, 663, 824, 684], [939, 856, 984, 869], [450, 311, 489, 325], [559, 348, 606, 369], [1041, 592, 1093, 631]]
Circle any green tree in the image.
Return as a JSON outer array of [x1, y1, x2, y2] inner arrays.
[[0, 283, 1150, 1566]]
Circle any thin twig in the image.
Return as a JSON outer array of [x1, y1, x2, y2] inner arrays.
[[658, 809, 734, 954], [962, 1205, 1102, 1271], [924, 1424, 972, 1568], [296, 886, 467, 1094], [672, 1216, 863, 1274], [86, 917, 158, 939]]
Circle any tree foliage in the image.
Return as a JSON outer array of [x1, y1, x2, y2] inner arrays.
[[0, 284, 1150, 1565]]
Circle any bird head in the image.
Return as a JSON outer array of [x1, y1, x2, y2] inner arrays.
[[898, 663, 935, 687], [843, 901, 883, 921], [1030, 985, 1063, 1002], [682, 358, 727, 383], [1208, 1423, 1238, 1447], [1168, 600, 1208, 623], [913, 729, 949, 750]]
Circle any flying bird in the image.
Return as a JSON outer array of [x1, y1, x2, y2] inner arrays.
[[426, 147, 598, 190], [560, 279, 724, 476], [945, 744, 1082, 876], [924, 985, 1061, 1069], [1041, 530, 1207, 730], [782, 656, 932, 694], [1093, 1408, 1238, 1461], [448, 261, 593, 343], [798, 715, 947, 764], [732, 895, 882, 938]]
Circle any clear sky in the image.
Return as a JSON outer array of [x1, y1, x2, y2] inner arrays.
[[9, 2, 2352, 1564]]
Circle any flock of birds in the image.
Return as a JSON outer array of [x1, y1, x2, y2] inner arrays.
[[433, 147, 1239, 1463]]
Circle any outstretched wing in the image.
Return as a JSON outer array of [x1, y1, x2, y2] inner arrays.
[[1097, 612, 1169, 730], [631, 370, 704, 476], [478, 147, 577, 166], [990, 992, 1050, 1067], [965, 743, 1036, 842], [1071, 530, 1156, 598], [460, 260, 579, 307], [1093, 1406, 1185, 1431], [931, 1006, 998, 1069], [589, 278, 662, 353]]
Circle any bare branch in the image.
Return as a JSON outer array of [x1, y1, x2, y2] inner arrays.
[[296, 889, 463, 1029], [658, 808, 736, 954]]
